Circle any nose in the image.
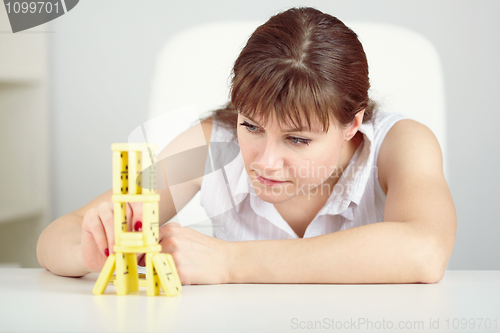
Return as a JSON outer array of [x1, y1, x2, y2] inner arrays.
[[253, 137, 285, 175]]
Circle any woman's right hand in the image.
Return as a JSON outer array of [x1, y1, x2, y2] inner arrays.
[[80, 201, 141, 272]]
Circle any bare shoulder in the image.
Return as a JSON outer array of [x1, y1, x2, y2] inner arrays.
[[156, 117, 213, 160], [377, 119, 444, 195], [200, 117, 214, 144], [376, 119, 456, 283], [155, 117, 213, 189], [195, 118, 213, 188]]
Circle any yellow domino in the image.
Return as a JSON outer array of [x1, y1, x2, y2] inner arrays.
[[141, 152, 157, 195], [143, 222, 159, 246], [119, 239, 145, 247], [146, 253, 160, 296], [116, 253, 129, 296], [143, 167, 157, 195], [111, 143, 158, 152], [114, 202, 127, 245], [152, 253, 182, 296], [93, 143, 181, 298], [126, 253, 139, 292], [122, 279, 147, 288], [118, 231, 144, 247], [113, 274, 146, 286], [128, 150, 142, 195], [93, 254, 116, 295], [113, 151, 128, 194], [111, 194, 160, 203], [164, 253, 182, 292], [143, 202, 160, 246], [120, 232, 143, 240], [113, 244, 161, 254]]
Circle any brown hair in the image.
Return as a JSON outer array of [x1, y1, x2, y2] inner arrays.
[[211, 7, 375, 133]]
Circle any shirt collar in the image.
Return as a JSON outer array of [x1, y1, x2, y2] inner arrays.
[[234, 169, 300, 236], [319, 121, 374, 220], [230, 120, 374, 224]]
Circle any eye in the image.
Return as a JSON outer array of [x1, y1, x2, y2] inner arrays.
[[239, 120, 311, 146], [288, 136, 311, 146], [239, 121, 262, 134]]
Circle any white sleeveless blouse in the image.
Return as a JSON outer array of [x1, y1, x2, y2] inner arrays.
[[200, 111, 410, 240]]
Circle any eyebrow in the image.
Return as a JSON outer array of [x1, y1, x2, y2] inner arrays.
[[241, 114, 319, 133]]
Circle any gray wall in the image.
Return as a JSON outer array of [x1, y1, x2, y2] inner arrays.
[[49, 0, 500, 269]]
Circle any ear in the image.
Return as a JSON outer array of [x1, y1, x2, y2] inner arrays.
[[344, 109, 365, 141]]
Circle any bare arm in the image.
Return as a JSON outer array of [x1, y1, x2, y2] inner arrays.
[[227, 120, 457, 284], [36, 186, 182, 277], [36, 210, 90, 277], [37, 118, 213, 277], [230, 222, 435, 284]]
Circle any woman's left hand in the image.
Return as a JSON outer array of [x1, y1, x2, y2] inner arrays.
[[144, 222, 234, 285]]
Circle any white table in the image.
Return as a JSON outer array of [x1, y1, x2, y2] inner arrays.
[[0, 269, 499, 333]]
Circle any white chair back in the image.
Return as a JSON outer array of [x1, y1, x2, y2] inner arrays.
[[146, 21, 446, 234]]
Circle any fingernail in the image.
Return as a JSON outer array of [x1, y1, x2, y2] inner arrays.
[[134, 221, 142, 232], [104, 248, 109, 257]]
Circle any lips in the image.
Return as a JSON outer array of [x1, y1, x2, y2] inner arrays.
[[255, 172, 287, 186]]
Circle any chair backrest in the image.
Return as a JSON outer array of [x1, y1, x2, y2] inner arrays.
[[146, 21, 446, 233]]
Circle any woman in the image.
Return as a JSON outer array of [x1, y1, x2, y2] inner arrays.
[[37, 7, 456, 284]]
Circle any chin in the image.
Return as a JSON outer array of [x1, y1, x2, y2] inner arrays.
[[251, 182, 296, 204]]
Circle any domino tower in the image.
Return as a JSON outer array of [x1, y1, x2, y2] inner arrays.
[[93, 143, 182, 296]]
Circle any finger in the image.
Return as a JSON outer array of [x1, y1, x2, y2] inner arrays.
[[82, 208, 108, 258], [137, 253, 146, 267], [159, 222, 181, 240], [158, 222, 184, 253], [126, 202, 133, 232], [130, 202, 143, 232], [98, 201, 116, 254]]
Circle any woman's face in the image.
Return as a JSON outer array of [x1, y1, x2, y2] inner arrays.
[[237, 112, 348, 204]]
